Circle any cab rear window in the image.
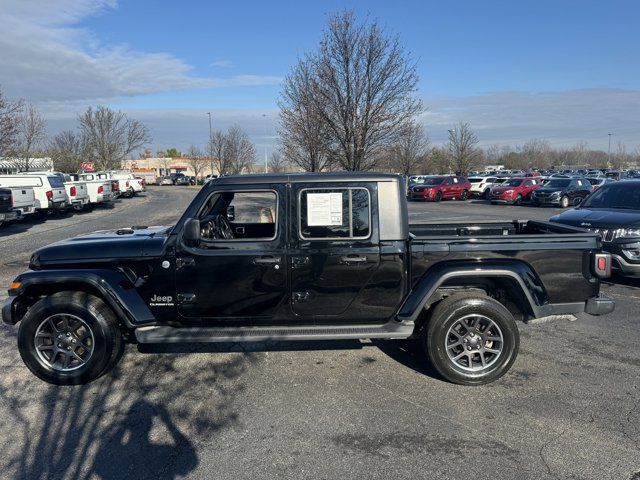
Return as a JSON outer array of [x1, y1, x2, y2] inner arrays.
[[47, 176, 64, 188]]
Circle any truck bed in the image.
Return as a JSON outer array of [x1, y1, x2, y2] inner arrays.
[[408, 219, 601, 309]]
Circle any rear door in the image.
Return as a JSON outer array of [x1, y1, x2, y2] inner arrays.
[[289, 182, 384, 322]]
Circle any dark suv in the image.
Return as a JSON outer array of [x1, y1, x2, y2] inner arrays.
[[550, 180, 640, 277], [532, 177, 592, 208]]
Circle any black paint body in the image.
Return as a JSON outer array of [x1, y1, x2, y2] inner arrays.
[[3, 173, 608, 330]]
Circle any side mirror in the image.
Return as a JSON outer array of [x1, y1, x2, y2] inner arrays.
[[183, 218, 200, 245], [226, 205, 235, 221]]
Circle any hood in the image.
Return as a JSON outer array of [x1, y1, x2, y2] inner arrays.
[[535, 186, 566, 194], [550, 208, 640, 229], [32, 226, 172, 267]]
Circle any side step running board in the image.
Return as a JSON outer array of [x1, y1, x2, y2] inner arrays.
[[135, 323, 415, 344]]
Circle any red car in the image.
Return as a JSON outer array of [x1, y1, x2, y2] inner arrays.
[[409, 175, 471, 202], [490, 177, 541, 205]]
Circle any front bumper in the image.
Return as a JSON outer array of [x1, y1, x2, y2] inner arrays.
[[610, 253, 640, 277], [2, 295, 18, 325], [489, 196, 516, 204], [532, 196, 561, 205]]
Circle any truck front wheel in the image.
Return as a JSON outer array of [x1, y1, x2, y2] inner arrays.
[[17, 292, 123, 385], [423, 293, 519, 385]]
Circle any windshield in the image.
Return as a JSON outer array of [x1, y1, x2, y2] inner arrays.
[[468, 178, 482, 184], [544, 179, 570, 188], [582, 184, 640, 210], [587, 178, 601, 186], [502, 179, 522, 187], [416, 177, 444, 185]]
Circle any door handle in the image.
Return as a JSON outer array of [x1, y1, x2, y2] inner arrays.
[[254, 256, 281, 269], [340, 255, 368, 264], [176, 257, 195, 269]]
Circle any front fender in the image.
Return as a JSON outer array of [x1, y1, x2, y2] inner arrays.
[[3, 269, 156, 328], [396, 260, 549, 322]]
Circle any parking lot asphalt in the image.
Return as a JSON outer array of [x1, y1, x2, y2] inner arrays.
[[0, 188, 638, 480]]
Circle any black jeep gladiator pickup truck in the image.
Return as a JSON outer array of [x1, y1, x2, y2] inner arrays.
[[3, 173, 614, 386]]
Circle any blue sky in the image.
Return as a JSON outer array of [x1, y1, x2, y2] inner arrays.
[[2, 0, 639, 157]]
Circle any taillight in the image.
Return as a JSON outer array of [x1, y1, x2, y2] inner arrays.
[[98, 185, 104, 194], [126, 181, 130, 188], [593, 253, 612, 278], [70, 186, 77, 197], [46, 190, 53, 200], [113, 182, 119, 191]]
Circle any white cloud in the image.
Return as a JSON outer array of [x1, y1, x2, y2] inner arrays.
[[0, 0, 281, 103], [210, 59, 233, 68]]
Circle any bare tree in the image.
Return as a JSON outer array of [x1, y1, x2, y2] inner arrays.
[[223, 126, 256, 174], [185, 145, 208, 180], [79, 106, 151, 171], [390, 121, 429, 174], [448, 122, 480, 174], [208, 130, 229, 176], [13, 104, 47, 171], [279, 10, 423, 171], [267, 151, 290, 173], [279, 59, 332, 172], [48, 130, 89, 173], [0, 88, 23, 157]]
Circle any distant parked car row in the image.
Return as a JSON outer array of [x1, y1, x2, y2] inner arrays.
[[408, 171, 628, 209], [0, 170, 145, 228], [158, 172, 217, 186]]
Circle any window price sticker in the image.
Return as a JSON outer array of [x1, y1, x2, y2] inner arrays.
[[307, 192, 343, 226]]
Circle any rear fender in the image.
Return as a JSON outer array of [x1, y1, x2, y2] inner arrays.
[[5, 269, 156, 328], [396, 260, 549, 322]]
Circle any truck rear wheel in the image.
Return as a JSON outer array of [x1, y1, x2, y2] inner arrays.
[[423, 293, 519, 385], [17, 292, 123, 385]]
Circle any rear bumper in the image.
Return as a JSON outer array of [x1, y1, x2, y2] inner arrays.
[[584, 296, 615, 315], [0, 211, 18, 222]]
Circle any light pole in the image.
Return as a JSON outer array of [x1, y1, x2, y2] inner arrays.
[[207, 112, 213, 176], [607, 133, 613, 167], [262, 113, 268, 173], [447, 129, 456, 174]]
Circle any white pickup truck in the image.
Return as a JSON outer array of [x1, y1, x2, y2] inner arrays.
[[108, 171, 145, 198], [0, 174, 67, 213], [71, 173, 113, 207], [6, 186, 36, 219], [58, 173, 90, 211], [29, 171, 90, 212]]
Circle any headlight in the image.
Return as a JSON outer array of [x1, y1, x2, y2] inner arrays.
[[550, 191, 561, 197], [621, 229, 640, 238], [504, 190, 514, 194]]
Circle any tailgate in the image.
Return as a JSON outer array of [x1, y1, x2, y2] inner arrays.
[[8, 188, 35, 208]]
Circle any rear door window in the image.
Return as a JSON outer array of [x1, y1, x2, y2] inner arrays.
[[299, 187, 371, 240]]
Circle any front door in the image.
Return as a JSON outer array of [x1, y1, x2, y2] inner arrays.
[[289, 183, 383, 322], [175, 185, 288, 322]]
